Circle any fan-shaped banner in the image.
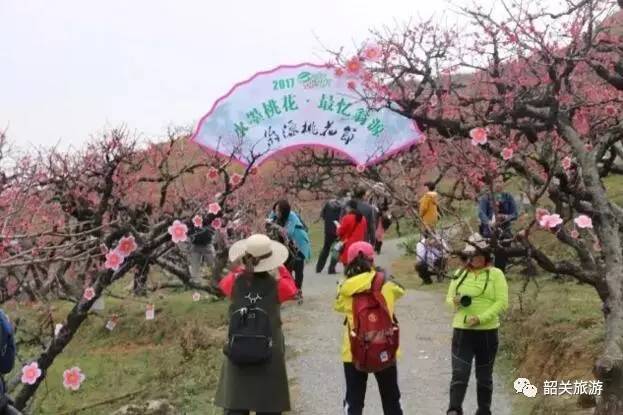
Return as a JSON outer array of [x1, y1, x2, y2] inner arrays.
[[191, 63, 423, 166]]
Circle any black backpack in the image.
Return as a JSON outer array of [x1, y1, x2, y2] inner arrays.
[[224, 283, 273, 366]]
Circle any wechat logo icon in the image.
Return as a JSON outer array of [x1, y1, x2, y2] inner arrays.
[[514, 378, 538, 398]]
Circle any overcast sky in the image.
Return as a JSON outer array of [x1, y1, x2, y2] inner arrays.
[[0, 0, 496, 149]]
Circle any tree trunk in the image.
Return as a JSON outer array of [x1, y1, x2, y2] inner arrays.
[[133, 263, 149, 297], [594, 284, 623, 414]]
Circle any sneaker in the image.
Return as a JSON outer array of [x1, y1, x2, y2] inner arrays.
[[296, 290, 304, 305]]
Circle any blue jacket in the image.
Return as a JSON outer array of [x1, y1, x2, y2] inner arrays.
[[270, 211, 312, 260], [478, 192, 518, 238]]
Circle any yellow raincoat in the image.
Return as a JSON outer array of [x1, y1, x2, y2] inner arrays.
[[334, 271, 405, 362]]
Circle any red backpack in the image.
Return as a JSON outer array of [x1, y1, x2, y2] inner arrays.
[[349, 272, 400, 373]]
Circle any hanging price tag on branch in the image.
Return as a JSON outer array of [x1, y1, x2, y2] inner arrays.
[[145, 304, 155, 321]]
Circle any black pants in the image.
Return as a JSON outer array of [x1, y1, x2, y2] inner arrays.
[[449, 329, 499, 415], [316, 232, 338, 274], [290, 252, 305, 290], [374, 240, 383, 254], [343, 363, 403, 415], [494, 241, 510, 272], [225, 410, 280, 415], [415, 262, 433, 284]]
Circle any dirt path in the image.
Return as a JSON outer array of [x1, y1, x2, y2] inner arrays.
[[281, 238, 513, 414]]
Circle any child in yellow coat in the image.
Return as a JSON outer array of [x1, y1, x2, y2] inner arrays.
[[334, 241, 405, 415]]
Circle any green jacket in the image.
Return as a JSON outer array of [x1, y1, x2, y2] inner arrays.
[[445, 266, 509, 330]]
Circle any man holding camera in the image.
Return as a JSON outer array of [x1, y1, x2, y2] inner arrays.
[[445, 233, 509, 415]]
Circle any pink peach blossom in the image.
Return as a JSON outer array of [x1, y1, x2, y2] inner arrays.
[[356, 164, 366, 173], [561, 156, 572, 170], [212, 218, 223, 229], [334, 67, 344, 77], [570, 229, 580, 239], [192, 215, 203, 228], [104, 250, 124, 271], [606, 105, 617, 117], [574, 215, 593, 229], [501, 147, 514, 160], [192, 292, 201, 302], [116, 236, 137, 257], [206, 167, 219, 180], [346, 57, 362, 74], [21, 362, 42, 385], [469, 127, 488, 146], [83, 287, 96, 301], [536, 207, 550, 221], [362, 45, 382, 62], [208, 202, 221, 215], [230, 173, 243, 187], [249, 166, 258, 176], [168, 220, 188, 244], [62, 367, 86, 391], [347, 80, 357, 90], [593, 241, 602, 252], [539, 213, 563, 229]]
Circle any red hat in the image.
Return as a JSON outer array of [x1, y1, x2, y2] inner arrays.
[[347, 241, 375, 265]]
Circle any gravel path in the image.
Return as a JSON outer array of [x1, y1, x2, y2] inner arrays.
[[281, 239, 512, 414]]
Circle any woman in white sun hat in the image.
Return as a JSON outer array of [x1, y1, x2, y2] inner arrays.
[[215, 234, 295, 415]]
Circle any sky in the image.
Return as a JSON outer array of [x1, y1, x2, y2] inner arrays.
[[0, 0, 495, 150]]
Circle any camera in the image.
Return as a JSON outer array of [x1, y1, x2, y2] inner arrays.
[[459, 295, 472, 307]]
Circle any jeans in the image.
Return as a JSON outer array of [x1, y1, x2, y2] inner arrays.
[[225, 411, 280, 415], [448, 329, 499, 415], [343, 363, 403, 415], [316, 232, 338, 274]]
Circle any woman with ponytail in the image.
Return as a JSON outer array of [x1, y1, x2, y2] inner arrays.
[[336, 200, 368, 267]]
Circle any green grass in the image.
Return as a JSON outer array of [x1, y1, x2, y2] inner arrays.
[[7, 283, 229, 415]]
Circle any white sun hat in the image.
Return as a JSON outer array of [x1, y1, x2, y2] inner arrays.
[[463, 233, 489, 254], [228, 234, 289, 273]]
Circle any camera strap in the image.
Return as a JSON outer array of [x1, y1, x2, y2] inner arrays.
[[455, 269, 491, 298]]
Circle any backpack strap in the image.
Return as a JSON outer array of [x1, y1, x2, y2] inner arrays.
[[371, 272, 393, 319]]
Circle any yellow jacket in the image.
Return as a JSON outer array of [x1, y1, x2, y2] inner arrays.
[[334, 271, 405, 362], [419, 191, 439, 228]]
